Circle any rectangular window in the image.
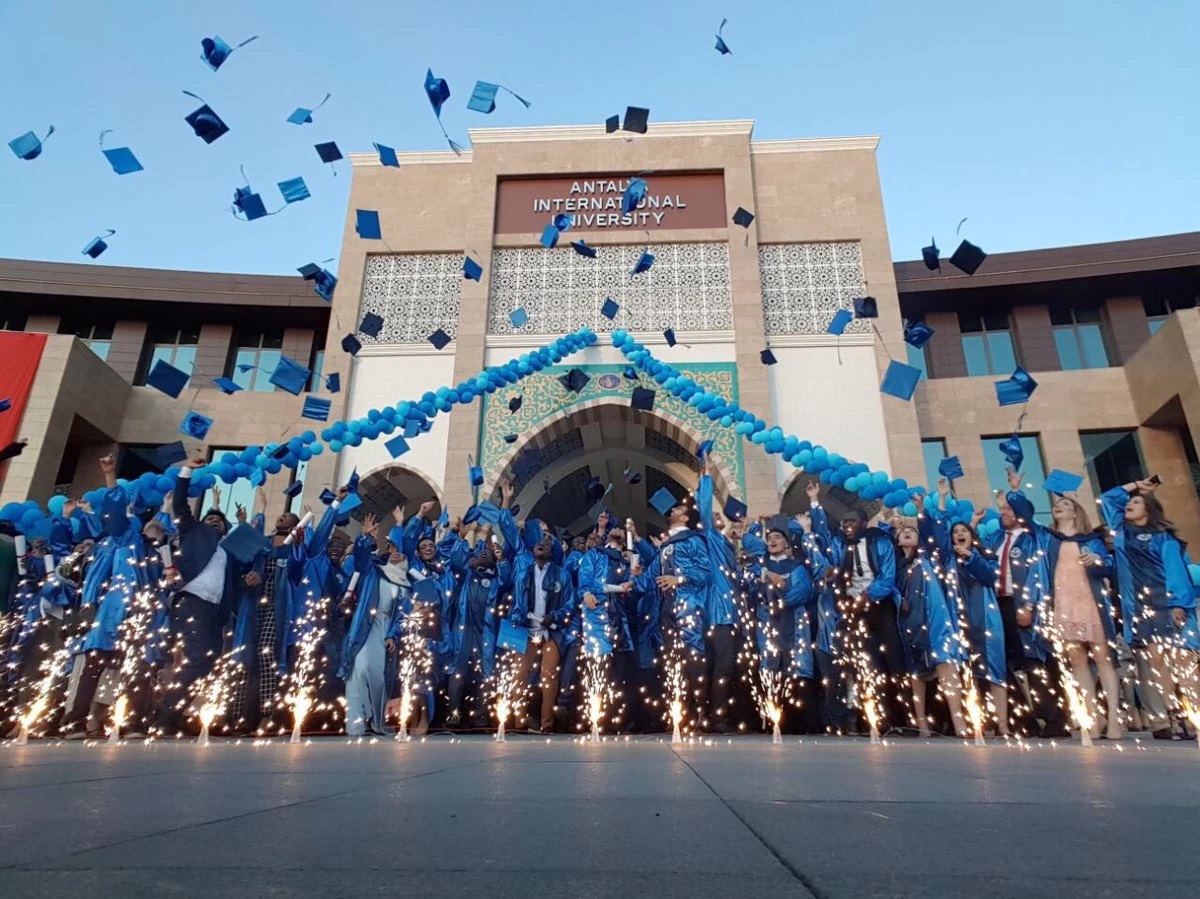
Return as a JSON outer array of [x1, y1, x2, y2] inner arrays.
[[2, 312, 29, 331], [1081, 430, 1145, 496], [958, 310, 1016, 376], [308, 350, 326, 393], [135, 324, 201, 385], [981, 434, 1051, 524], [228, 327, 285, 392], [60, 318, 115, 361], [1050, 305, 1110, 370], [1144, 292, 1198, 335], [921, 439, 946, 492]]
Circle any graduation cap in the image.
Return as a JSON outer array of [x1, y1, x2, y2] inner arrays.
[[999, 434, 1025, 471], [630, 386, 656, 411], [319, 488, 337, 505], [622, 178, 648, 215], [200, 34, 259, 71], [283, 480, 304, 499], [509, 307, 529, 328], [326, 372, 341, 393], [714, 16, 733, 53], [586, 477, 607, 502], [464, 256, 482, 281], [623, 366, 638, 380], [623, 466, 643, 485], [463, 502, 502, 527], [601, 298, 620, 320], [182, 91, 229, 144], [348, 468, 361, 492], [605, 115, 620, 134], [663, 328, 679, 347], [268, 356, 312, 396], [723, 496, 748, 522], [298, 263, 337, 302], [384, 435, 411, 458], [278, 177, 310, 204], [1043, 469, 1084, 496], [827, 309, 853, 336], [428, 328, 452, 350], [938, 456, 964, 481], [9, 125, 54, 160], [232, 185, 268, 221], [148, 441, 188, 470], [338, 492, 363, 519], [179, 411, 213, 440], [540, 223, 560, 249], [732, 207, 754, 228], [356, 209, 381, 240], [374, 142, 400, 167], [468, 457, 484, 487], [237, 363, 257, 373], [879, 360, 921, 401], [508, 395, 522, 414], [315, 141, 343, 164], [631, 250, 655, 277], [853, 296, 879, 319], [697, 439, 714, 460], [0, 398, 11, 413], [623, 106, 650, 134], [949, 240, 987, 276], [921, 238, 940, 272], [424, 68, 465, 154], [559, 368, 590, 393], [341, 333, 363, 356], [98, 131, 142, 175], [765, 514, 791, 537], [220, 524, 270, 565], [0, 441, 27, 463], [552, 213, 571, 232], [286, 93, 331, 125], [760, 347, 777, 366], [572, 240, 597, 258], [270, 442, 293, 461], [359, 312, 384, 339], [82, 230, 115, 259], [403, 419, 421, 439], [649, 486, 677, 517], [504, 433, 519, 444], [302, 396, 331, 422], [995, 366, 1037, 406], [146, 359, 189, 398], [467, 81, 531, 114], [903, 320, 935, 349]]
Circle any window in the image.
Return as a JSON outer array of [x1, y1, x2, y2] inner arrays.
[[60, 319, 115, 361], [958, 310, 1016, 376], [1, 312, 28, 331], [228, 328, 284, 392], [308, 350, 326, 393], [921, 439, 946, 491], [1050, 304, 1110, 370], [906, 344, 928, 382], [981, 435, 1051, 524], [136, 324, 201, 384], [1144, 292, 1197, 335], [1081, 430, 1145, 496]]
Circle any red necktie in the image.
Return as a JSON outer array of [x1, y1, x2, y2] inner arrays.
[[1000, 533, 1013, 595]]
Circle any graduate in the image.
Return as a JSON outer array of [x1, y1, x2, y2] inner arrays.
[[576, 522, 634, 733], [694, 456, 740, 732], [1101, 479, 1200, 739], [339, 514, 411, 737]]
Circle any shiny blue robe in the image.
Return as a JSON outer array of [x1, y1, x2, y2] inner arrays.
[[635, 529, 712, 654], [896, 553, 965, 675], [82, 488, 153, 653]]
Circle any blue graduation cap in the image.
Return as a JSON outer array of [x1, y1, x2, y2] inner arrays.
[[0, 398, 11, 412], [853, 296, 879, 319], [649, 487, 677, 517], [664, 328, 679, 347], [374, 142, 400, 167], [268, 356, 312, 396], [233, 185, 268, 221], [82, 229, 115, 259], [760, 347, 777, 366], [403, 419, 422, 439], [921, 238, 940, 272], [298, 263, 337, 302], [146, 359, 189, 398], [938, 456, 964, 480], [504, 433, 519, 444], [508, 395, 522, 413], [605, 114, 620, 133], [467, 81, 531, 114], [179, 411, 213, 440], [286, 93, 331, 125], [319, 489, 337, 505], [325, 372, 341, 393], [509, 307, 529, 329], [601, 298, 620, 320], [714, 17, 732, 54], [552, 213, 571, 232], [278, 177, 310, 204], [631, 250, 655, 277], [428, 329, 451, 350], [903, 320, 935, 349], [1043, 469, 1084, 495], [999, 434, 1025, 471], [622, 177, 648, 215], [827, 309, 853, 336], [99, 132, 143, 175], [341, 333, 363, 356], [540, 223, 560, 248], [468, 457, 484, 487], [571, 240, 597, 258], [359, 312, 384, 338], [302, 396, 331, 421], [237, 363, 257, 373], [995, 366, 1037, 407], [623, 366, 638, 380], [723, 496, 748, 522], [560, 368, 590, 393], [356, 209, 381, 240], [498, 617, 529, 654], [9, 125, 54, 160], [200, 34, 258, 71], [283, 480, 304, 499], [466, 501, 502, 526], [221, 524, 270, 566], [880, 360, 921, 401], [338, 492, 363, 517], [249, 468, 266, 488], [424, 68, 465, 154], [697, 439, 714, 460], [384, 434, 411, 458], [182, 91, 229, 144], [464, 256, 482, 281]]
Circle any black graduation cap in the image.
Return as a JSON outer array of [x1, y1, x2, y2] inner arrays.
[[0, 441, 28, 463], [559, 368, 590, 393], [760, 348, 777, 366], [723, 496, 748, 522], [315, 141, 343, 164], [623, 107, 650, 134], [921, 238, 940, 272], [183, 91, 229, 144], [663, 328, 678, 347], [732, 207, 754, 228], [359, 312, 384, 338], [141, 441, 187, 471], [572, 240, 597, 258], [853, 296, 878, 319], [504, 433, 519, 444], [949, 240, 987, 275], [903, 320, 935, 349], [631, 386, 655, 411], [508, 395, 522, 413], [428, 329, 451, 350], [341, 333, 363, 356], [586, 477, 606, 502], [605, 115, 620, 133], [283, 480, 304, 499]]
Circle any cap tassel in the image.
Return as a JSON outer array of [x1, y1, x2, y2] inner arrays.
[[498, 85, 532, 108], [956, 216, 968, 237], [309, 92, 332, 115]]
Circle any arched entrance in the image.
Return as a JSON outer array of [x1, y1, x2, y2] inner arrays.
[[487, 400, 740, 536], [343, 462, 444, 539], [778, 468, 878, 523]]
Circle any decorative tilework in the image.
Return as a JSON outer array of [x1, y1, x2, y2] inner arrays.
[[359, 254, 463, 344], [487, 244, 732, 334], [758, 242, 867, 335]]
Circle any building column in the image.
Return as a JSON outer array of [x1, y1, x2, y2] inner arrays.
[[1011, 306, 1060, 372], [1136, 423, 1200, 542], [105, 321, 148, 383], [1105, 295, 1150, 364], [925, 311, 966, 378]]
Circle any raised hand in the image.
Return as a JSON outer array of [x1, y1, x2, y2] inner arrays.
[[1007, 468, 1023, 491], [235, 502, 247, 524], [392, 505, 406, 525], [98, 454, 116, 474], [419, 500, 436, 518], [362, 513, 379, 539]]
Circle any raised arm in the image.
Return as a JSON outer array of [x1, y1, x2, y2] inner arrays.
[[305, 485, 348, 561], [805, 481, 832, 544], [174, 456, 206, 529]]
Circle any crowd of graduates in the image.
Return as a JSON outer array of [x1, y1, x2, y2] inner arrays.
[[3, 450, 1200, 744]]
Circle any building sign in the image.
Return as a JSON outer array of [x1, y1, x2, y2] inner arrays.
[[495, 173, 727, 234]]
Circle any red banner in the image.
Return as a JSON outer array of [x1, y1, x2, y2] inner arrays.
[[0, 332, 47, 481]]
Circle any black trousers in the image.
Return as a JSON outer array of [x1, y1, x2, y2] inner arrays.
[[860, 600, 907, 731], [995, 594, 1027, 673], [706, 625, 737, 729], [156, 593, 222, 732], [816, 648, 856, 733]]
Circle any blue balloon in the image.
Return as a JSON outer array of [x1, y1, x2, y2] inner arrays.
[[902, 501, 919, 517], [813, 446, 827, 459], [436, 387, 450, 399], [329, 440, 344, 453], [234, 463, 252, 479], [720, 415, 734, 428], [460, 388, 475, 403], [797, 449, 813, 465], [872, 471, 888, 485]]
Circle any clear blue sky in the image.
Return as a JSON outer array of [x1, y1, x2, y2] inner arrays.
[[2, 0, 1196, 276]]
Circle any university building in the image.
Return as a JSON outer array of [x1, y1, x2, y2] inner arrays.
[[1, 120, 1198, 541]]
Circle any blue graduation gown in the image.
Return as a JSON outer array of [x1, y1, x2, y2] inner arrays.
[[635, 529, 712, 654], [810, 504, 897, 607], [337, 536, 409, 681], [82, 488, 154, 653], [576, 546, 634, 657], [449, 545, 512, 680], [897, 553, 965, 675], [510, 552, 577, 652], [695, 474, 737, 627]]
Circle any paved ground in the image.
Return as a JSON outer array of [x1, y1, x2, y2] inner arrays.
[[1, 734, 1197, 897]]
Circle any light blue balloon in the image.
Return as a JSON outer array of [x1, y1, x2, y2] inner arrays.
[[902, 501, 919, 517], [720, 415, 734, 428], [329, 440, 343, 453]]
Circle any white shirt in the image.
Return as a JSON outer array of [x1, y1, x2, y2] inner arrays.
[[531, 562, 549, 640], [998, 529, 1022, 596], [847, 542, 873, 598], [181, 546, 227, 606]]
